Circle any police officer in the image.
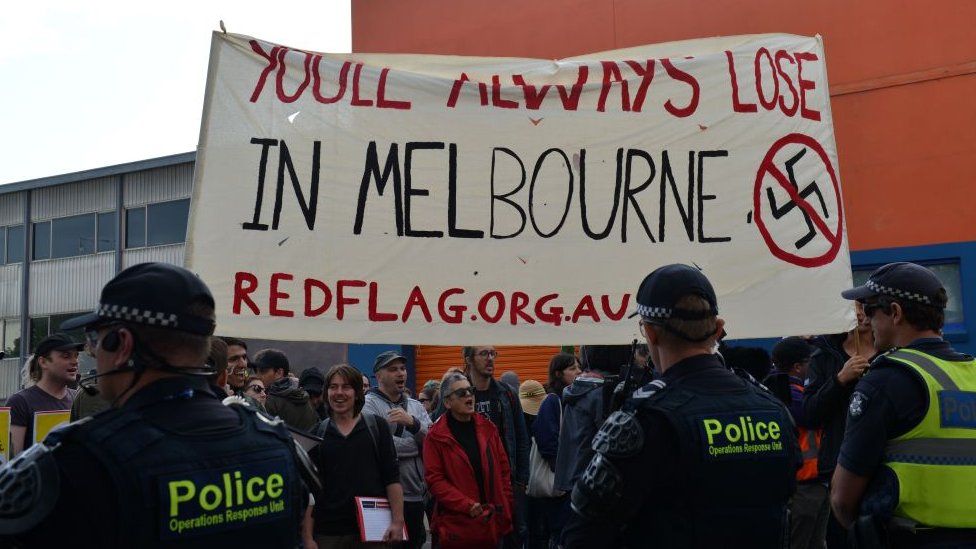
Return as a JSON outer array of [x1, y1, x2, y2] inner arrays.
[[562, 264, 798, 548], [0, 263, 316, 547], [831, 262, 976, 547]]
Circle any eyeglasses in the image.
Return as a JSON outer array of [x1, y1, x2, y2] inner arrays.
[[450, 387, 475, 398], [476, 350, 497, 358], [84, 324, 120, 354], [247, 385, 265, 394], [84, 329, 101, 351], [638, 319, 659, 338]]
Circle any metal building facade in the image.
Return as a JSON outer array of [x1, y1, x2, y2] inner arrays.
[[0, 153, 195, 399]]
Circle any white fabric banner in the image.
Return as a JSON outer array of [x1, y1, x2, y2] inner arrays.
[[186, 31, 854, 344]]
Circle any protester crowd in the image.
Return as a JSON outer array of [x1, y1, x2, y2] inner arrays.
[[3, 261, 974, 548]]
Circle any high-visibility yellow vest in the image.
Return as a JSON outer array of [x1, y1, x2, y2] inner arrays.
[[883, 348, 976, 528]]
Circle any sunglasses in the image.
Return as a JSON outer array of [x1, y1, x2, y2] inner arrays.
[[418, 397, 431, 403], [450, 387, 475, 398], [247, 385, 265, 394]]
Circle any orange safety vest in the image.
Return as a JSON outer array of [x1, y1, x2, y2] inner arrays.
[[792, 382, 823, 482]]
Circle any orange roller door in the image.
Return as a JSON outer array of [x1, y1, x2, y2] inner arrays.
[[414, 345, 564, 393]]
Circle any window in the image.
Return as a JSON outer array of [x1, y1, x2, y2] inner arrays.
[[51, 313, 85, 343], [51, 213, 96, 258], [31, 213, 117, 260], [126, 199, 190, 248], [0, 227, 4, 264], [25, 314, 86, 356], [5, 225, 24, 264], [2, 319, 21, 356], [852, 260, 965, 333], [29, 317, 50, 353], [126, 207, 146, 248], [97, 211, 117, 252], [33, 221, 51, 260]]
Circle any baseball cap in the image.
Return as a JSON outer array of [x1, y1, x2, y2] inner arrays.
[[373, 350, 406, 373], [33, 333, 84, 356], [299, 367, 325, 395], [841, 262, 947, 308], [629, 264, 719, 321], [519, 380, 546, 416], [771, 337, 812, 370], [60, 262, 216, 335]]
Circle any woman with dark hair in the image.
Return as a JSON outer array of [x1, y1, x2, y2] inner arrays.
[[530, 352, 581, 547], [307, 364, 405, 548], [424, 371, 513, 548], [418, 379, 440, 414]]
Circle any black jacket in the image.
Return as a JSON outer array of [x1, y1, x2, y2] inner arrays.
[[801, 334, 861, 479]]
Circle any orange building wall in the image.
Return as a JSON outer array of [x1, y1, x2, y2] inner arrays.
[[352, 0, 976, 251]]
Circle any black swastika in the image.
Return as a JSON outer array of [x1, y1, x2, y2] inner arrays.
[[765, 149, 829, 249]]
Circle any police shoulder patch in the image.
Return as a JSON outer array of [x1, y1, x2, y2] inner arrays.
[[631, 379, 666, 400], [849, 391, 869, 419]]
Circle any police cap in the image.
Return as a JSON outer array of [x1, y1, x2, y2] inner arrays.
[[60, 262, 216, 335], [628, 264, 718, 321], [841, 262, 947, 308]]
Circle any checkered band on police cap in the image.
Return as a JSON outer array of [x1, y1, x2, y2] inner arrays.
[[841, 262, 947, 308], [634, 304, 672, 320], [98, 304, 180, 327], [865, 280, 933, 305]]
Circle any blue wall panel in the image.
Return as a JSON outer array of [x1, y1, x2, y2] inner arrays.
[[726, 240, 976, 356]]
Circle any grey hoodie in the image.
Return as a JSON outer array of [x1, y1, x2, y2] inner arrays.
[[363, 388, 432, 502]]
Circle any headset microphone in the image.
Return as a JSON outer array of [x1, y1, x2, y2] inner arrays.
[[78, 361, 136, 395]]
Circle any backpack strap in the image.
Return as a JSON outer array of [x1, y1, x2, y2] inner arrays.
[[362, 413, 382, 461], [314, 418, 330, 438]]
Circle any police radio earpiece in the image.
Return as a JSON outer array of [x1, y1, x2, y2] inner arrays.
[[101, 331, 121, 352], [78, 330, 134, 395]]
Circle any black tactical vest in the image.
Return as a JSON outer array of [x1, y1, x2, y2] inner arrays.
[[52, 400, 305, 548], [636, 371, 797, 548]]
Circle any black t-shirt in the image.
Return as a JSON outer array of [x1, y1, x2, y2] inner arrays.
[[310, 414, 400, 536], [838, 338, 970, 477], [448, 412, 486, 503], [474, 385, 503, 432]]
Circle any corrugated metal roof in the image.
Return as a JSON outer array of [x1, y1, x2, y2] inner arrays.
[[0, 152, 196, 195]]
